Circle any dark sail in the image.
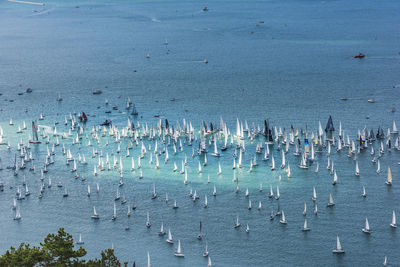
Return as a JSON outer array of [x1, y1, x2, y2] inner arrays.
[[325, 115, 335, 140]]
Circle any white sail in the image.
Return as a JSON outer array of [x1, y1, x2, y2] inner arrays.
[[336, 236, 342, 251], [391, 210, 397, 227]]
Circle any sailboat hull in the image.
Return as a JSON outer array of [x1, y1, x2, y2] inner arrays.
[[362, 229, 371, 234], [332, 249, 345, 254]]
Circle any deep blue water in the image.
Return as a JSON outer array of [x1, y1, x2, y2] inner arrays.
[[0, 0, 400, 266]]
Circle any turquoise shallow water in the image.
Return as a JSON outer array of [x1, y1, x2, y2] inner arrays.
[[0, 0, 400, 266]]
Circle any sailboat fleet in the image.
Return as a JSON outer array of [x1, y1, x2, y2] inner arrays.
[[0, 111, 399, 264]]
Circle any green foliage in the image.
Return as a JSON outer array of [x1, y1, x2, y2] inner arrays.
[[87, 249, 121, 267], [0, 243, 46, 267], [41, 228, 87, 266], [0, 229, 121, 267]]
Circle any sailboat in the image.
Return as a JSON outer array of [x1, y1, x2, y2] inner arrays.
[[203, 241, 209, 257], [302, 219, 310, 231], [234, 215, 241, 228], [302, 202, 307, 216], [76, 234, 84, 245], [174, 240, 184, 257], [275, 186, 280, 200], [332, 171, 338, 185], [248, 199, 252, 210], [355, 161, 360, 176], [197, 221, 203, 240], [327, 193, 335, 207], [390, 210, 397, 228], [393, 121, 398, 134], [312, 187, 317, 201], [91, 206, 99, 219], [385, 166, 392, 185], [362, 218, 371, 234], [245, 223, 250, 233], [158, 222, 166, 236], [146, 252, 151, 267], [332, 236, 345, 254], [315, 162, 319, 173], [271, 155, 275, 170], [208, 256, 212, 267], [280, 210, 287, 224], [146, 212, 151, 228], [63, 187, 69, 197], [362, 186, 366, 197], [87, 185, 91, 197], [173, 200, 178, 209], [111, 203, 117, 220], [384, 256, 388, 267], [151, 184, 157, 199], [204, 195, 208, 208], [258, 201, 262, 211], [213, 185, 216, 196], [211, 139, 220, 157], [166, 228, 174, 244], [376, 159, 381, 173], [14, 208, 21, 220], [314, 203, 318, 215]]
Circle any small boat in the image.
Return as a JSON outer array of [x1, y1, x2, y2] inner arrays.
[[269, 210, 275, 220], [174, 240, 184, 257], [197, 221, 203, 240], [362, 218, 371, 234], [14, 208, 21, 220], [332, 171, 338, 185], [63, 188, 69, 197], [91, 206, 99, 219], [172, 200, 179, 209], [76, 234, 84, 245], [362, 186, 366, 197], [111, 203, 117, 221], [332, 236, 345, 254], [146, 212, 151, 228], [151, 184, 157, 199], [146, 252, 151, 267], [385, 166, 392, 185], [234, 215, 241, 228], [92, 90, 102, 95], [268, 185, 274, 198], [166, 228, 173, 244], [158, 222, 166, 236], [355, 161, 360, 176], [368, 99, 375, 103], [203, 241, 209, 257], [327, 193, 335, 207], [302, 219, 310, 232], [312, 187, 317, 201], [275, 186, 280, 200], [353, 53, 365, 59], [390, 210, 397, 228], [280, 210, 287, 224]]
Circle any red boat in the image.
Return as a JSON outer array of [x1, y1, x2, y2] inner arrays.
[[79, 112, 88, 122], [354, 53, 365, 59]]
